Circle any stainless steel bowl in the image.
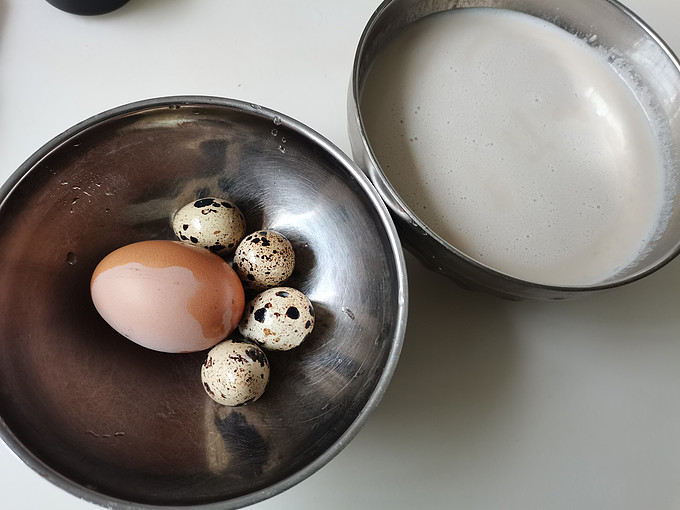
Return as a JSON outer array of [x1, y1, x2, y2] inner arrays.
[[348, 0, 680, 300], [0, 96, 407, 508]]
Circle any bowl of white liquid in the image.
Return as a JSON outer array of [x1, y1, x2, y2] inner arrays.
[[349, 0, 680, 300]]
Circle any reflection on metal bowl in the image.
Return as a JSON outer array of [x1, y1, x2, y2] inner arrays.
[[0, 96, 407, 508]]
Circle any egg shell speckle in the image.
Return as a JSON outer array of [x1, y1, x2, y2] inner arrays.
[[173, 197, 246, 255], [201, 339, 270, 406], [234, 230, 295, 291], [239, 287, 315, 351], [90, 240, 245, 353]]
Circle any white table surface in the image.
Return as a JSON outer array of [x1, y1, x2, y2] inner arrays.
[[2, 0, 680, 509]]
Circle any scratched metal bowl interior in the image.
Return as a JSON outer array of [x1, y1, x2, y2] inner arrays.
[[0, 97, 407, 508]]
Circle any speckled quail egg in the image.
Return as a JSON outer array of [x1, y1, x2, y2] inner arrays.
[[201, 339, 270, 406], [234, 230, 295, 291], [239, 287, 315, 351], [173, 197, 246, 255]]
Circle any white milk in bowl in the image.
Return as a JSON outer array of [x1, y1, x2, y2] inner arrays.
[[360, 8, 669, 286]]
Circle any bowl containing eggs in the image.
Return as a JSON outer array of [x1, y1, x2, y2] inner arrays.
[[0, 96, 407, 508], [348, 0, 680, 300]]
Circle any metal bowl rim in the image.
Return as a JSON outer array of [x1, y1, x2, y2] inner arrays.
[[0, 94, 409, 509], [349, 0, 680, 295]]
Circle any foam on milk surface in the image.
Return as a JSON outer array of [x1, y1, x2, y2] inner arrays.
[[361, 8, 665, 286]]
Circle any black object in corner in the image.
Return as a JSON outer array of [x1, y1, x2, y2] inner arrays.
[[45, 0, 130, 16]]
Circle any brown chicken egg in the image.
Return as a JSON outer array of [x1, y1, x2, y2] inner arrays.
[[90, 240, 245, 353]]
